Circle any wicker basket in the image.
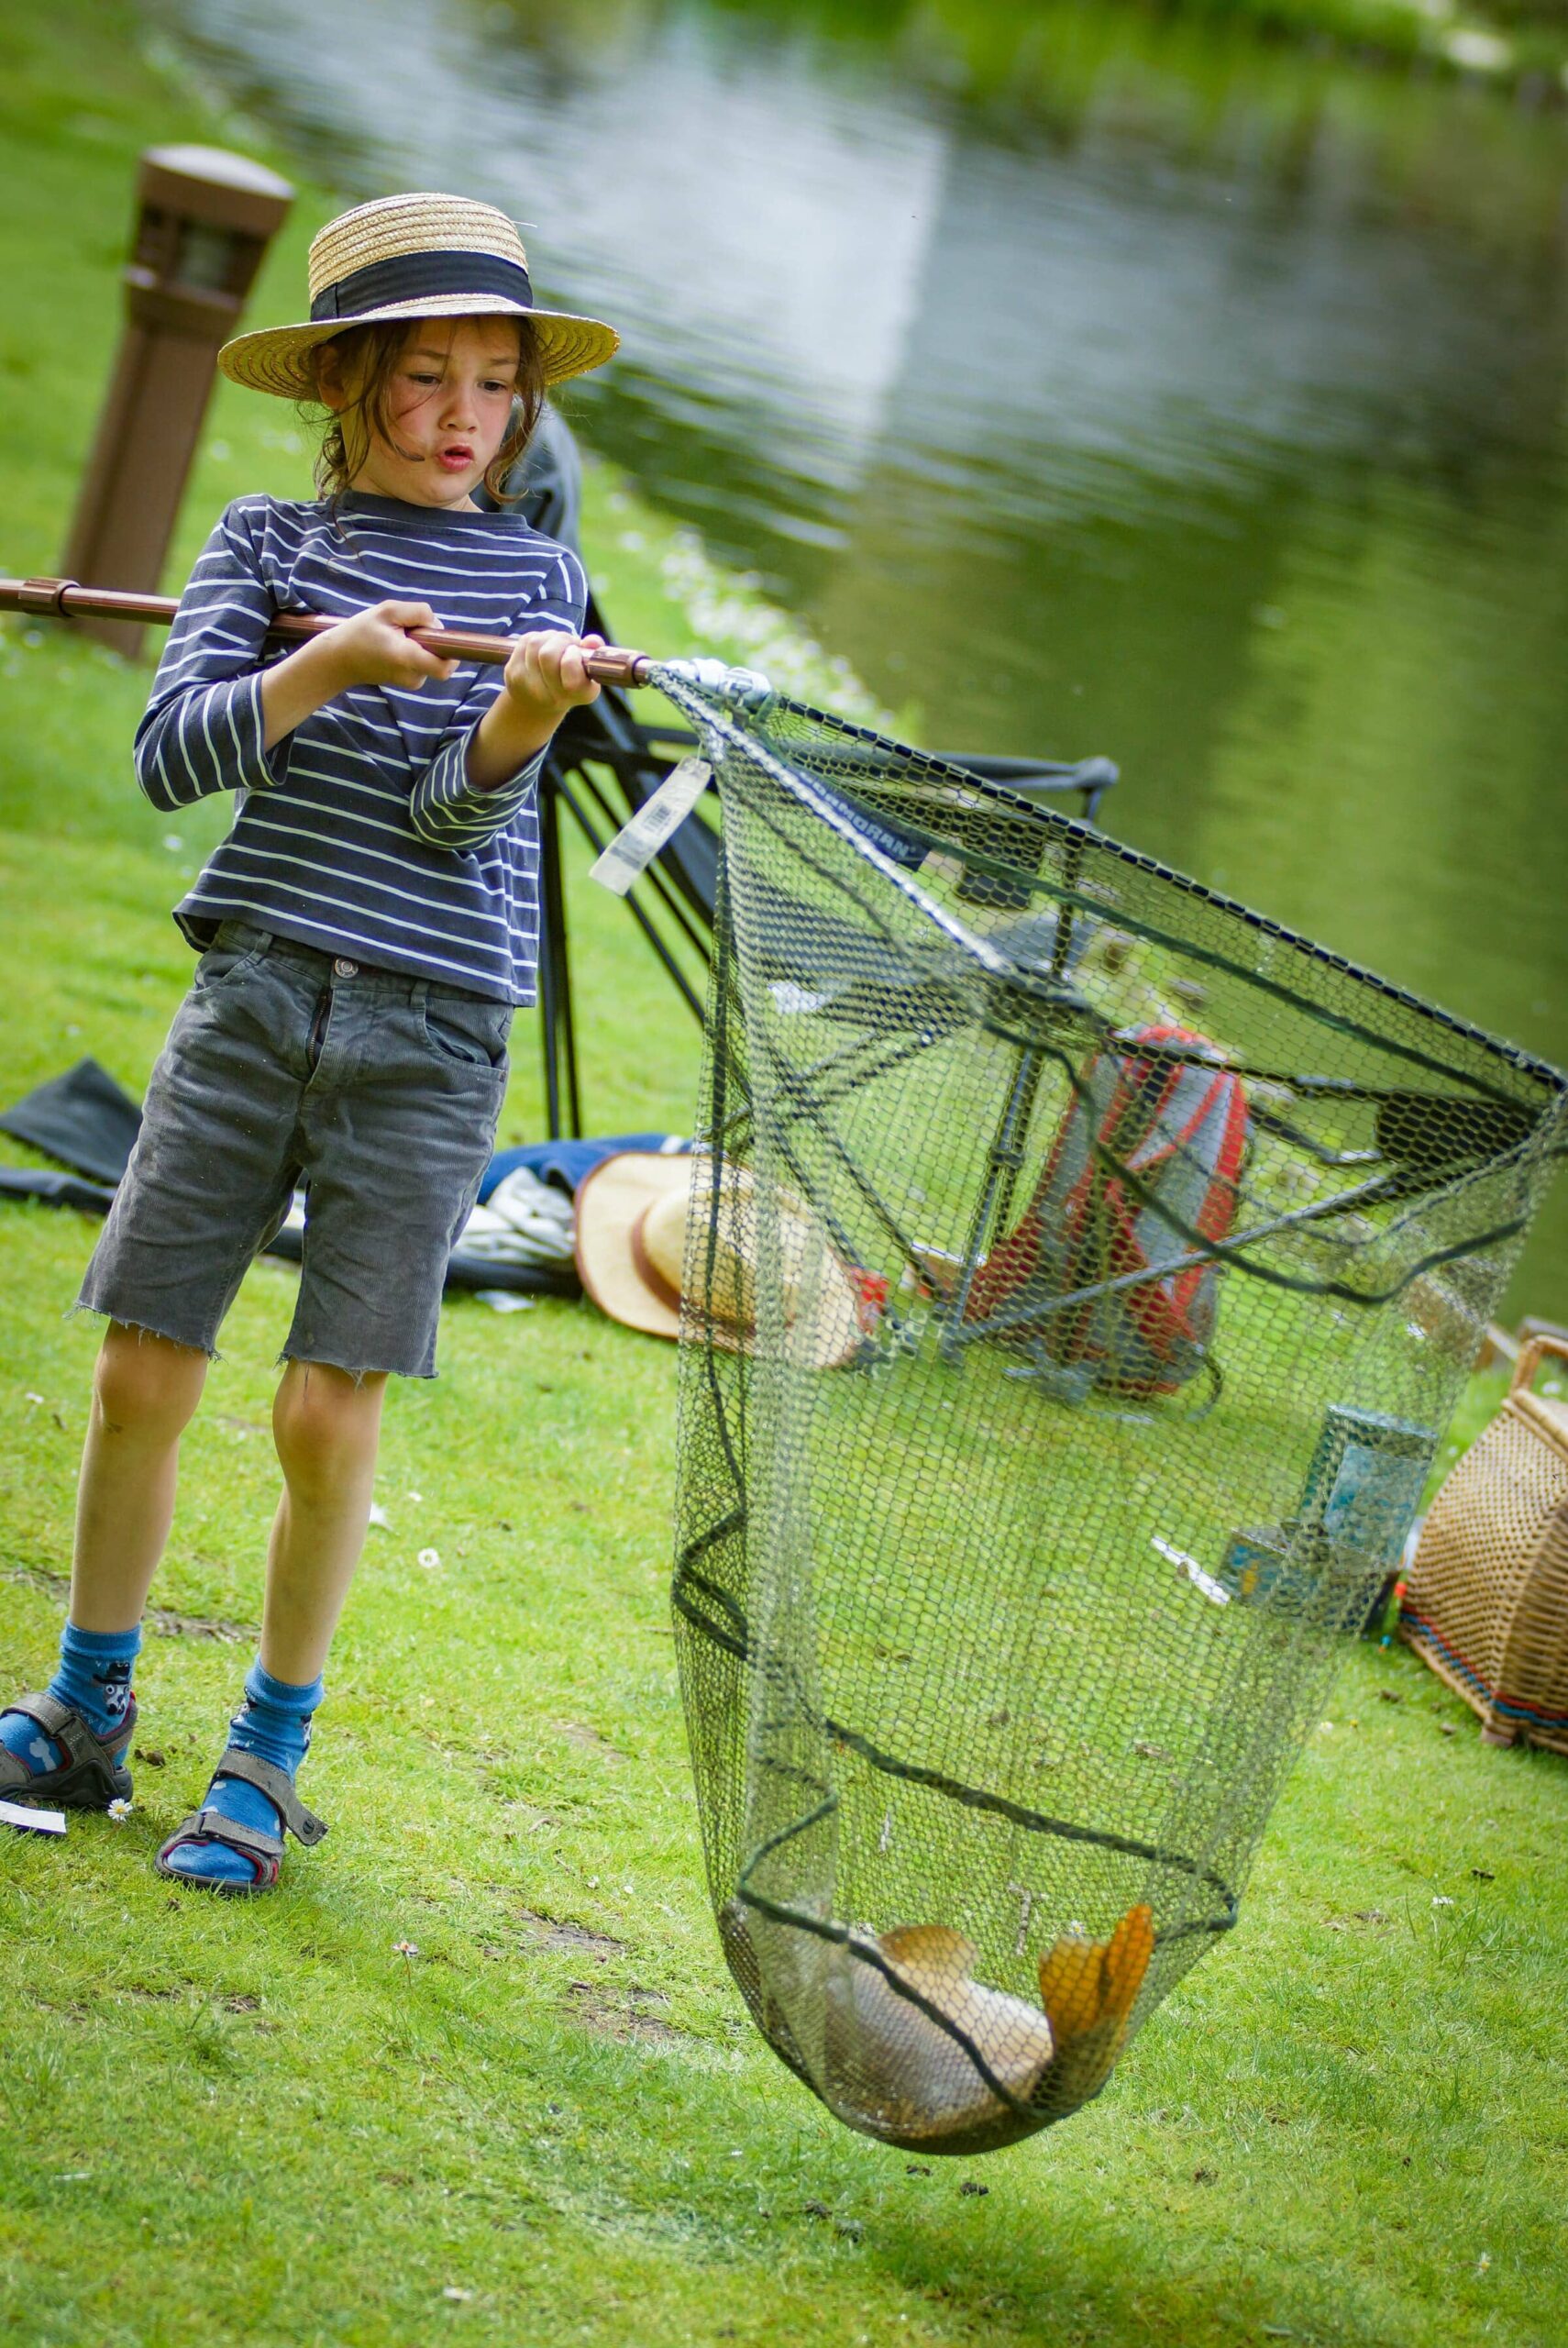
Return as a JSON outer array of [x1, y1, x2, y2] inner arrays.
[[1402, 1335, 1568, 1750]]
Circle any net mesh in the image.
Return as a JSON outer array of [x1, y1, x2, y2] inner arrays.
[[651, 663, 1567, 2155]]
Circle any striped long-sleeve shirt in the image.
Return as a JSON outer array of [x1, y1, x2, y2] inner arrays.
[[136, 491, 588, 1002]]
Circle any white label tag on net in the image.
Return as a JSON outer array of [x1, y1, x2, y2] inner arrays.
[[590, 757, 714, 896]]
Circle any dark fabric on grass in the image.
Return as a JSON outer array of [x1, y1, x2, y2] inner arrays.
[[0, 1165, 118, 1213], [0, 1058, 142, 1184]]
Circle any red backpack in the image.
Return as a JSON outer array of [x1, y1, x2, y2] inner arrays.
[[965, 1025, 1249, 1396]]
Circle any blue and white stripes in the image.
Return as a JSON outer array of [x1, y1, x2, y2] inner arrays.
[[136, 491, 587, 1002]]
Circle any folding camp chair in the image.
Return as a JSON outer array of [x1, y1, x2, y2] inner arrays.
[[500, 411, 1120, 1135]]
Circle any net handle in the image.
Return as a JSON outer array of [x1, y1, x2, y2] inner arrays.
[[1510, 1331, 1568, 1400], [0, 575, 652, 687]]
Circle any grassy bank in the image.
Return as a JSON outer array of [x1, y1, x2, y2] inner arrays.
[[774, 0, 1568, 107], [1148, 0, 1561, 84], [3, 8, 1567, 2347]]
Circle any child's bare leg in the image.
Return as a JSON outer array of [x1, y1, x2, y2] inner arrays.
[[260, 1359, 388, 1682], [1, 1323, 206, 1791], [72, 1324, 210, 1629], [160, 1358, 387, 1890]]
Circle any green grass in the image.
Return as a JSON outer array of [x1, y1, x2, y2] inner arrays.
[[2, 7, 1567, 2346]]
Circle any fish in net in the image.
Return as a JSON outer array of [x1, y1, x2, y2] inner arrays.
[[641, 659, 1567, 2156]]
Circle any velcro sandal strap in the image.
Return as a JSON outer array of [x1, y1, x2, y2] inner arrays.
[[12, 1689, 76, 1734], [6, 1689, 135, 1769], [40, 1706, 103, 1771], [185, 1807, 285, 1862], [12, 1693, 105, 1766], [212, 1748, 329, 1846]]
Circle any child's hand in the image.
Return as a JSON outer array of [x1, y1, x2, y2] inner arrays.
[[326, 601, 459, 692], [464, 630, 605, 792], [500, 630, 604, 725], [260, 602, 458, 753]]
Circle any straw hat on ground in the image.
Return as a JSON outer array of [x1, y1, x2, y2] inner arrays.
[[574, 1154, 866, 1370], [218, 192, 618, 399]]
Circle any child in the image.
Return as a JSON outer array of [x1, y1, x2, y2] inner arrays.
[[0, 193, 619, 1892]]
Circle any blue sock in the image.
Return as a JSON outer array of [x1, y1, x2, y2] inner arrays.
[[0, 1621, 140, 1777], [161, 1661, 323, 1888]]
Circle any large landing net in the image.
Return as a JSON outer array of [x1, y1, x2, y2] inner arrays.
[[650, 664, 1566, 2154]]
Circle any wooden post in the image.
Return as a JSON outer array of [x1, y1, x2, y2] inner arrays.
[[60, 145, 294, 658]]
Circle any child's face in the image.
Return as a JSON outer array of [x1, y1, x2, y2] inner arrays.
[[328, 316, 522, 510]]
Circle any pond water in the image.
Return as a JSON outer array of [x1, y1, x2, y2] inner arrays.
[[163, 0, 1568, 1310]]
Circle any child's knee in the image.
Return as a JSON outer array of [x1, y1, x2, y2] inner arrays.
[[94, 1322, 208, 1440], [272, 1361, 386, 1485]]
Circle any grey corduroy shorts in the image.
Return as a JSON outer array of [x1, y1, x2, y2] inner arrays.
[[77, 922, 511, 1378]]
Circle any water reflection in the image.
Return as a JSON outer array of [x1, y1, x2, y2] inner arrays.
[[162, 0, 1568, 1304]]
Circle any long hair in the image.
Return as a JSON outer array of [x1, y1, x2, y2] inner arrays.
[[305, 315, 547, 504]]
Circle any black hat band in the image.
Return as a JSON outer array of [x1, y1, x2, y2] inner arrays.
[[310, 248, 534, 324]]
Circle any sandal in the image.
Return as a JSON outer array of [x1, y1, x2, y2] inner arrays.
[[0, 1690, 137, 1811], [154, 1747, 328, 1897]]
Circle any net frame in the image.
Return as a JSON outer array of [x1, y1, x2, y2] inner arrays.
[[650, 661, 1567, 2154]]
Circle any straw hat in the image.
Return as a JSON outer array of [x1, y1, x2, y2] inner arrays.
[[217, 192, 618, 399], [574, 1154, 866, 1369]]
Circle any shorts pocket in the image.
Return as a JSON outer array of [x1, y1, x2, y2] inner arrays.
[[420, 994, 513, 1070], [192, 941, 267, 994]]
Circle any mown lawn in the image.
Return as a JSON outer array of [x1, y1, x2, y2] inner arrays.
[[1, 8, 1565, 2347]]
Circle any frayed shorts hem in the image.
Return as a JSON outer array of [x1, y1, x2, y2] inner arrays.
[[67, 1299, 223, 1363], [64, 1301, 434, 1383], [275, 1346, 433, 1386]]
